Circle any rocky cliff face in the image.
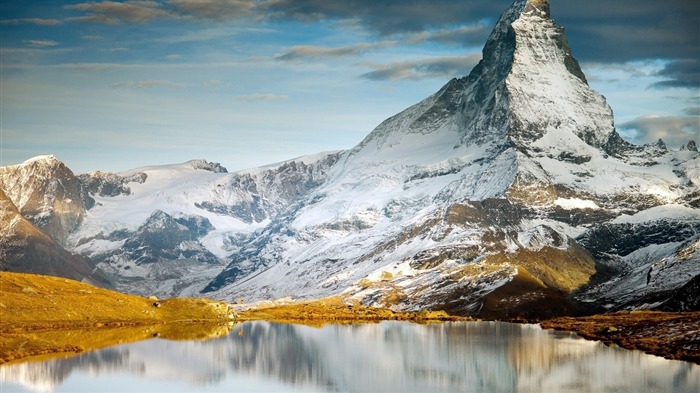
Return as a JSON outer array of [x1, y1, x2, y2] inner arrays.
[[0, 188, 107, 286], [0, 155, 89, 246]]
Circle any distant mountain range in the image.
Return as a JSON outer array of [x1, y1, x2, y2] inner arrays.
[[1, 0, 698, 319]]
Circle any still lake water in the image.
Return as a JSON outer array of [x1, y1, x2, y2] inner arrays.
[[1, 321, 698, 393]]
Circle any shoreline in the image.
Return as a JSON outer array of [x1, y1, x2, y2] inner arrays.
[[539, 310, 700, 364], [3, 307, 699, 366], [2, 272, 698, 366]]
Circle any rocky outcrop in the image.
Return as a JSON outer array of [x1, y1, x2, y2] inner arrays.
[[0, 155, 89, 245], [120, 210, 218, 265], [0, 188, 108, 286], [78, 171, 147, 201]]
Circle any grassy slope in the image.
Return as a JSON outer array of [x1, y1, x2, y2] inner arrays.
[[0, 272, 466, 364], [236, 296, 467, 327], [0, 271, 234, 363], [2, 272, 697, 366], [0, 272, 233, 330]]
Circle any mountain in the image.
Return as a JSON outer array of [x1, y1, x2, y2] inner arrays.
[[1, 0, 698, 317], [201, 0, 700, 317], [0, 188, 107, 286], [67, 155, 341, 297], [0, 155, 90, 245]]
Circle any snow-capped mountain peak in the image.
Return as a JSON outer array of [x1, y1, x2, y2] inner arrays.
[[2, 0, 698, 317], [201, 0, 699, 317]]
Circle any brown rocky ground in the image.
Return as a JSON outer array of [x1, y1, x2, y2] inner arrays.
[[540, 311, 700, 364]]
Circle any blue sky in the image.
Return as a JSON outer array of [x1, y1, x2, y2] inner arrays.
[[1, 0, 698, 173]]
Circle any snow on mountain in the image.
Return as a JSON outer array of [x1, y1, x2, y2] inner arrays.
[[1, 0, 698, 315], [0, 188, 108, 286], [0, 155, 90, 245], [202, 0, 699, 316], [66, 154, 340, 297]]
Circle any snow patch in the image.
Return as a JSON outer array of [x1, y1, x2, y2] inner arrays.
[[554, 198, 599, 210], [612, 204, 700, 224]]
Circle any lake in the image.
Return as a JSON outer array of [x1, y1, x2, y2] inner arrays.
[[1, 321, 698, 393]]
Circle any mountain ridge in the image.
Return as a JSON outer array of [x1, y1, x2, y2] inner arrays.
[[1, 0, 698, 318]]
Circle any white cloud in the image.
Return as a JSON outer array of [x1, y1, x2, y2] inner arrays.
[[618, 115, 700, 148], [236, 93, 288, 101], [1, 18, 63, 26], [276, 41, 397, 61], [360, 54, 481, 81], [24, 40, 60, 47], [112, 79, 187, 89]]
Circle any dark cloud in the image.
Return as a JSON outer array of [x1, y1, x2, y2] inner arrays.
[[264, 0, 505, 36], [360, 54, 481, 81], [650, 58, 700, 89], [266, 0, 699, 87], [683, 107, 700, 116], [548, 1, 700, 90], [23, 0, 699, 90], [618, 115, 699, 148]]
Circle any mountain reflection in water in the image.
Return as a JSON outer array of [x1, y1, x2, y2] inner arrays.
[[1, 321, 698, 393]]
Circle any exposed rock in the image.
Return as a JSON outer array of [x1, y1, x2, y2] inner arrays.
[[0, 188, 109, 287], [190, 159, 228, 173], [0, 155, 89, 245]]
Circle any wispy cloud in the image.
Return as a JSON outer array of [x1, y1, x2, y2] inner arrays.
[[62, 63, 118, 72], [650, 59, 700, 89], [276, 41, 396, 62], [168, 0, 258, 21], [65, 1, 171, 24], [683, 107, 700, 116], [1, 18, 63, 26], [360, 54, 481, 81], [403, 23, 491, 46], [618, 115, 699, 148], [236, 93, 288, 101], [63, 0, 258, 24], [112, 79, 187, 89], [158, 26, 243, 44], [24, 40, 61, 47]]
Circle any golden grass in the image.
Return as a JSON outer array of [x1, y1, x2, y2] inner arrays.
[[0, 272, 233, 330], [0, 271, 234, 364], [0, 272, 467, 364], [236, 296, 467, 327]]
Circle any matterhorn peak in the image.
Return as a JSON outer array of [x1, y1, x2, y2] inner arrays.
[[350, 0, 616, 160], [523, 0, 550, 18]]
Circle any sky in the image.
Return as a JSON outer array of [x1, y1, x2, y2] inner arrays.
[[1, 0, 698, 173]]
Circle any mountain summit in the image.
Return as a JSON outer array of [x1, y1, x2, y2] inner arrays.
[[201, 0, 698, 317], [2, 0, 698, 318], [354, 0, 613, 161]]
